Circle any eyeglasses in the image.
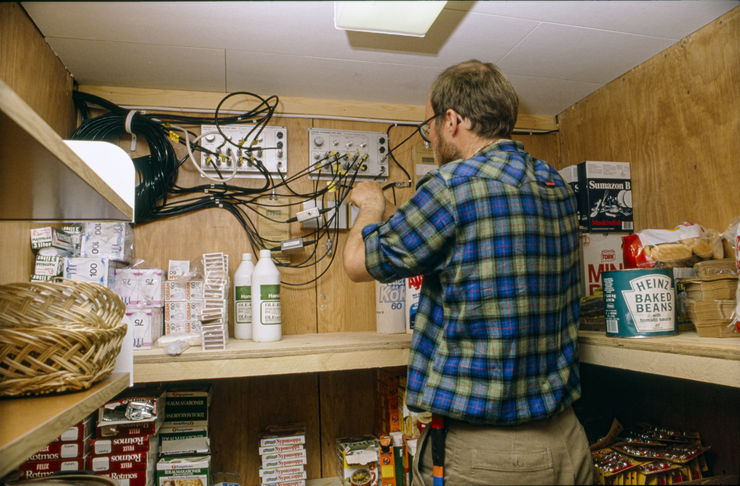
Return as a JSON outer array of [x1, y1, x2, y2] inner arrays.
[[417, 114, 440, 144]]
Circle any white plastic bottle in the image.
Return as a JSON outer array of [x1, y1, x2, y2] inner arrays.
[[233, 252, 255, 340], [252, 249, 282, 342]]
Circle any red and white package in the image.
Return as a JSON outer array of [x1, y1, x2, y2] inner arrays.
[[99, 469, 152, 486], [91, 435, 151, 455], [27, 440, 88, 461], [20, 457, 86, 477], [88, 451, 152, 472]]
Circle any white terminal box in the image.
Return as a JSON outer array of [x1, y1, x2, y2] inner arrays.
[[580, 233, 628, 297]]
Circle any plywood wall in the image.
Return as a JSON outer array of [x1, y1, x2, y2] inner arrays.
[[0, 2, 76, 137], [558, 7, 739, 233], [0, 3, 77, 286]]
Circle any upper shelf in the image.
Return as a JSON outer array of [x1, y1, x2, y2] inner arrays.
[[134, 332, 411, 383], [0, 80, 134, 221], [133, 330, 740, 388], [578, 330, 740, 388]]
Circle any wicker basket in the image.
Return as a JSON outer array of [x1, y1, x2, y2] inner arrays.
[[0, 280, 127, 397]]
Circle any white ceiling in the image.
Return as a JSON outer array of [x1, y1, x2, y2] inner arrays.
[[22, 1, 738, 116]]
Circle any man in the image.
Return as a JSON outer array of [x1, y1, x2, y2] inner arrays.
[[343, 60, 593, 485]]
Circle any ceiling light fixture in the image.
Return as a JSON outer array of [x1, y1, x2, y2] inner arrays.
[[334, 1, 447, 37]]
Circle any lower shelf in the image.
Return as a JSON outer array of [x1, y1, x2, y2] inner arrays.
[[0, 373, 130, 478]]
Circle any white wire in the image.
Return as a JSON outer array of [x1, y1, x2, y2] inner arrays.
[[168, 125, 239, 183]]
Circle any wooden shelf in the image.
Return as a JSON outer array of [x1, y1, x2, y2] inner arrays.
[[578, 330, 740, 388], [0, 80, 133, 221], [134, 332, 411, 383], [133, 330, 739, 387], [0, 373, 130, 477]]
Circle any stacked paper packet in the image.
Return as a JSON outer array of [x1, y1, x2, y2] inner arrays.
[[164, 260, 205, 345], [18, 414, 95, 479], [90, 390, 164, 486], [113, 267, 165, 350], [259, 424, 308, 486], [63, 222, 135, 287], [201, 252, 230, 350]]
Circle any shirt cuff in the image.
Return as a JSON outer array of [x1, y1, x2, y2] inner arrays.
[[360, 222, 392, 282]]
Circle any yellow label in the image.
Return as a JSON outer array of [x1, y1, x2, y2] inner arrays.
[[168, 131, 180, 143]]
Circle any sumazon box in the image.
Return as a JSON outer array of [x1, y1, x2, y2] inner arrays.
[[576, 161, 633, 232]]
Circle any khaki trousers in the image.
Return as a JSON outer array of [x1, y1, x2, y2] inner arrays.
[[412, 406, 594, 485]]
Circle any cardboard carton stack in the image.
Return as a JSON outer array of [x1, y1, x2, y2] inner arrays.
[[90, 390, 164, 485], [258, 424, 308, 486], [682, 274, 739, 337], [158, 386, 211, 456], [114, 267, 165, 350], [17, 414, 94, 479], [164, 260, 205, 345], [156, 386, 212, 485], [64, 222, 135, 287], [374, 369, 402, 438]]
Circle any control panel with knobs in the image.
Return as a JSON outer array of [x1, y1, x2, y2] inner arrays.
[[308, 128, 389, 181], [199, 124, 287, 178]]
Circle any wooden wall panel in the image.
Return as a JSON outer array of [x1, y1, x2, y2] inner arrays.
[[0, 3, 75, 137], [0, 221, 34, 284], [132, 115, 318, 336], [208, 374, 321, 483], [318, 370, 380, 477], [558, 7, 739, 232], [512, 132, 561, 169]]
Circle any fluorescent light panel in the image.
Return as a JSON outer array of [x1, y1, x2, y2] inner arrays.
[[334, 1, 447, 37]]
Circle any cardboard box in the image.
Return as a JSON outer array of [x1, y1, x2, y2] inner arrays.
[[405, 276, 423, 333], [89, 450, 154, 472], [160, 436, 211, 457], [336, 435, 379, 486], [27, 440, 88, 461], [91, 435, 152, 455], [30, 226, 74, 252], [580, 233, 628, 296], [164, 389, 210, 425], [558, 164, 580, 222], [20, 457, 87, 477], [577, 161, 633, 232], [101, 468, 153, 486], [156, 455, 211, 486], [56, 414, 95, 442]]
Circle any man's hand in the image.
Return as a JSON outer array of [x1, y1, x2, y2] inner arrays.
[[343, 181, 387, 282], [350, 181, 385, 216]]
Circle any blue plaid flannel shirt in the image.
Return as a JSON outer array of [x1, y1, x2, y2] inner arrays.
[[362, 140, 582, 425]]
